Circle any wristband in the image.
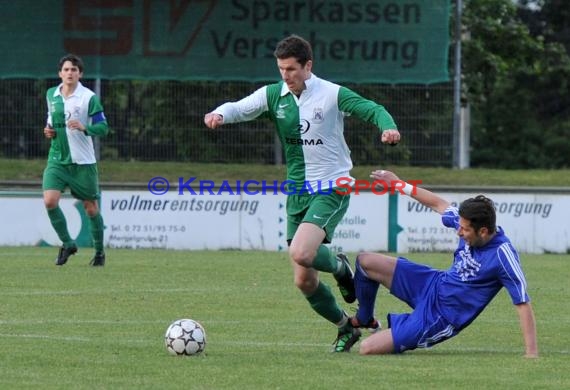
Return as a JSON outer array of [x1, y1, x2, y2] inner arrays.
[[401, 182, 414, 196]]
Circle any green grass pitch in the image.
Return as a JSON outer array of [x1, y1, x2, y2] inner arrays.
[[1, 247, 569, 389]]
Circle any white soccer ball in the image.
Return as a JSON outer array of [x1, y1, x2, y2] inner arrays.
[[164, 319, 207, 356]]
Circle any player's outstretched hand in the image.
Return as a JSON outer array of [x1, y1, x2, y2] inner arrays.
[[204, 113, 223, 129], [370, 169, 400, 184]]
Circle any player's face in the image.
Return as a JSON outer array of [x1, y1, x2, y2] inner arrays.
[[277, 57, 312, 96], [58, 61, 82, 87], [457, 217, 487, 247]]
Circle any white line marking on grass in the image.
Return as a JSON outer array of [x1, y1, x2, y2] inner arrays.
[[0, 333, 151, 345], [0, 319, 160, 325], [0, 332, 323, 348], [3, 318, 298, 326], [0, 333, 91, 342], [0, 287, 209, 296], [1, 332, 568, 355], [222, 340, 326, 348]]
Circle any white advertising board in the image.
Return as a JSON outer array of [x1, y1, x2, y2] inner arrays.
[[0, 194, 84, 247], [394, 192, 568, 254], [101, 191, 387, 252], [0, 190, 568, 254]]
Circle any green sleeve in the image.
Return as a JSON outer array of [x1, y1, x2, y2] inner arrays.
[[337, 86, 397, 131], [259, 82, 284, 122], [86, 95, 109, 137]]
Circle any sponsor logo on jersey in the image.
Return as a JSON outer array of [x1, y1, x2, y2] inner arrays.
[[285, 137, 324, 145], [286, 118, 323, 145], [65, 106, 82, 120], [297, 119, 311, 135]]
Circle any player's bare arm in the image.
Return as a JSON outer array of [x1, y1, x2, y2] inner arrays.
[[516, 302, 539, 358], [370, 169, 449, 214]]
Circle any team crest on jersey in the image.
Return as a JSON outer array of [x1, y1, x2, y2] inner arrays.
[[455, 247, 481, 281], [312, 108, 324, 123]]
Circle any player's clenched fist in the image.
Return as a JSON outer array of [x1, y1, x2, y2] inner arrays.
[[204, 113, 223, 129], [381, 129, 400, 145], [44, 125, 56, 139]]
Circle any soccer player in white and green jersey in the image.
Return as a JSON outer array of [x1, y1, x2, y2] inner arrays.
[[42, 54, 109, 266], [204, 35, 400, 352]]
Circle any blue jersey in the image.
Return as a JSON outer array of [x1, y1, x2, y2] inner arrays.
[[438, 206, 530, 330]]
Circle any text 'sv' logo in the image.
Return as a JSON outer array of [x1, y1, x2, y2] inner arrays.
[[143, 0, 218, 56]]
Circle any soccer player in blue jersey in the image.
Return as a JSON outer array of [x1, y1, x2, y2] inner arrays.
[[351, 169, 538, 357], [43, 54, 109, 266], [204, 35, 400, 352]]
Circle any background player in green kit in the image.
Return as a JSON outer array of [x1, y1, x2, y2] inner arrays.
[[42, 54, 109, 266], [204, 34, 400, 352]]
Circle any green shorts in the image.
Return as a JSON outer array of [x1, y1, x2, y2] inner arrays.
[[286, 190, 350, 244], [42, 163, 101, 201]]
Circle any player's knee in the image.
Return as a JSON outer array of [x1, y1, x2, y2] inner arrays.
[[356, 251, 376, 272], [359, 337, 375, 355], [83, 201, 99, 216], [85, 208, 98, 217], [358, 251, 396, 275], [44, 199, 58, 209], [289, 246, 314, 267], [359, 331, 394, 355]]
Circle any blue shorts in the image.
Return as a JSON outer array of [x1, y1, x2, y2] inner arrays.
[[388, 257, 458, 353]]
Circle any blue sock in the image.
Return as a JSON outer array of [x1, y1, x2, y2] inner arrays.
[[354, 256, 380, 324]]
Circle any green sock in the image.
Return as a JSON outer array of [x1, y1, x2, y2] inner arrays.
[[311, 245, 340, 274], [305, 281, 344, 324], [89, 212, 105, 253], [47, 207, 74, 247]]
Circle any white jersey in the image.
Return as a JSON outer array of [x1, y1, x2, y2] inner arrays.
[[214, 74, 396, 190], [46, 82, 105, 164]]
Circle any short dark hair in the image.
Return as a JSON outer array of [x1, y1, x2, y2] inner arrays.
[[58, 54, 84, 72], [273, 34, 313, 66], [459, 195, 497, 233]]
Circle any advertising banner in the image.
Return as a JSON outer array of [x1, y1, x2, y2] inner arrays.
[[0, 0, 450, 83], [1, 190, 567, 254], [391, 193, 565, 254], [101, 190, 387, 252]]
